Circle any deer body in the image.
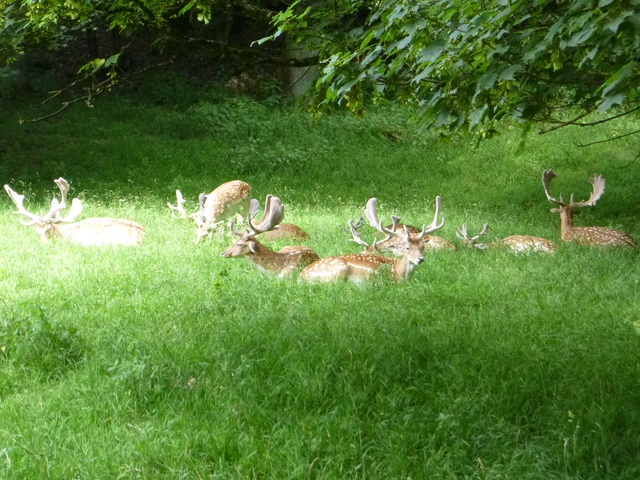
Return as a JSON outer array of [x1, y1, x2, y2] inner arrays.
[[299, 254, 395, 282], [221, 194, 320, 277], [301, 197, 443, 283], [40, 218, 145, 246], [196, 180, 252, 242], [222, 236, 319, 277], [4, 179, 145, 246], [542, 170, 635, 247]]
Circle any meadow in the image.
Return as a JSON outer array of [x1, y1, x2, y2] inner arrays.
[[0, 81, 639, 478]]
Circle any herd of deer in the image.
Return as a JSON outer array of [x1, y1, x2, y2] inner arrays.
[[4, 170, 636, 283]]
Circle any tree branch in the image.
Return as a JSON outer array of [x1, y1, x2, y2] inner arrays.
[[576, 128, 640, 147]]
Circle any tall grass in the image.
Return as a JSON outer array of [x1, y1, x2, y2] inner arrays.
[[0, 84, 639, 478]]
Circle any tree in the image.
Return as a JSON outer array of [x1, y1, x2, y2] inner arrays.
[[0, 0, 306, 120], [267, 0, 640, 136]]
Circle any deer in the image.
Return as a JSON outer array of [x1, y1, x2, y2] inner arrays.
[[192, 180, 254, 243], [300, 196, 444, 283], [4, 178, 145, 246], [456, 224, 557, 253], [221, 194, 320, 277], [542, 169, 636, 247]]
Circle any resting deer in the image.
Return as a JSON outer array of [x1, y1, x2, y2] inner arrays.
[[193, 180, 253, 243], [4, 178, 145, 246], [221, 194, 320, 277], [300, 197, 444, 283], [456, 224, 556, 253], [542, 170, 636, 247]]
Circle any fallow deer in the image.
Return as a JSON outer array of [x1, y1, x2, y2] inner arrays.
[[4, 178, 145, 246], [456, 224, 557, 253], [221, 194, 319, 277], [542, 170, 636, 247], [300, 197, 444, 283], [194, 180, 253, 243]]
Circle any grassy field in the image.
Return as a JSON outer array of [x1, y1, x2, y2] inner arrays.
[[1, 85, 639, 478]]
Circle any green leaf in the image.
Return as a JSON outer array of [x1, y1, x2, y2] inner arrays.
[[602, 62, 636, 96], [419, 39, 446, 63], [469, 104, 488, 130], [104, 54, 120, 67], [474, 73, 498, 101], [497, 64, 523, 82], [598, 92, 625, 114]]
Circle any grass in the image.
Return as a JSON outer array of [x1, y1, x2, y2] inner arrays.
[[1, 84, 640, 478]]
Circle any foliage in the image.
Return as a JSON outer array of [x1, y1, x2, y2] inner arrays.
[[0, 0, 289, 117], [268, 0, 640, 133]]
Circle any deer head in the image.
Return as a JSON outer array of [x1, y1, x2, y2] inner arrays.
[[222, 194, 285, 257]]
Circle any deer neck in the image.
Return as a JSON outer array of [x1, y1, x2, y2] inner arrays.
[[558, 207, 575, 240], [391, 256, 414, 280], [245, 240, 289, 271]]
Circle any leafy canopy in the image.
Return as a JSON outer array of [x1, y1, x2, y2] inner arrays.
[[268, 0, 640, 133]]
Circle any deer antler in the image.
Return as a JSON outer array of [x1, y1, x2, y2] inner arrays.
[[542, 169, 606, 208], [50, 178, 82, 222], [366, 196, 444, 242], [574, 174, 605, 207], [167, 189, 187, 219], [4, 185, 42, 225], [246, 194, 285, 235], [456, 223, 489, 245], [418, 196, 444, 238]]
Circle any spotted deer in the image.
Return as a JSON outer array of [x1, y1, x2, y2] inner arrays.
[[300, 197, 444, 282], [4, 178, 145, 246], [194, 180, 253, 243], [542, 170, 636, 247], [221, 195, 319, 277], [456, 224, 556, 253]]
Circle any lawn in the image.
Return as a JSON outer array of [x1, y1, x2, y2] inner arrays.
[[1, 87, 639, 478]]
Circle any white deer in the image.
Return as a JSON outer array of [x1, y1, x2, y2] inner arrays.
[[4, 178, 144, 246]]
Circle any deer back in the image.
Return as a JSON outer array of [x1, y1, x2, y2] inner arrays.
[[52, 218, 145, 246], [202, 180, 252, 223], [258, 223, 310, 241], [300, 254, 395, 283]]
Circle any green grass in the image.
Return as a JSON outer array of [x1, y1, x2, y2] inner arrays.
[[1, 89, 639, 478]]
